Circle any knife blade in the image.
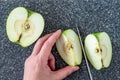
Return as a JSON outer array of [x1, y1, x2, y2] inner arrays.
[[76, 27, 93, 80]]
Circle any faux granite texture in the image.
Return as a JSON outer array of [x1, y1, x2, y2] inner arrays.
[[0, 0, 120, 80]]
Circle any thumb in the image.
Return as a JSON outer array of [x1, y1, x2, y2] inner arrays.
[[53, 66, 79, 80]]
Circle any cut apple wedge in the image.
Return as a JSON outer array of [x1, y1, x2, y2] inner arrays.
[[85, 32, 112, 70], [56, 29, 82, 66], [6, 7, 44, 47]]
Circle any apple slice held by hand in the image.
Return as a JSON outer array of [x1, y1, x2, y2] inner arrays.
[[6, 7, 44, 47], [85, 32, 112, 70], [56, 29, 82, 66]]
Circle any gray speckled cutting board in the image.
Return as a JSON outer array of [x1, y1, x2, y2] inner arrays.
[[0, 0, 120, 80]]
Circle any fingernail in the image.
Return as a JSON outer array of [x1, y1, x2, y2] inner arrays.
[[57, 29, 61, 33], [76, 66, 80, 70], [73, 66, 80, 71]]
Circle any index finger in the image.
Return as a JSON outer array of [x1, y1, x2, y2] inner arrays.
[[38, 29, 61, 60]]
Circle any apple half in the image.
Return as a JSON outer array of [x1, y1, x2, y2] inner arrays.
[[56, 29, 82, 66], [84, 32, 112, 70], [6, 7, 44, 47]]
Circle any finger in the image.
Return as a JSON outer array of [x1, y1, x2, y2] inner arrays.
[[48, 53, 55, 70], [38, 29, 61, 60], [32, 33, 52, 56], [53, 66, 79, 80]]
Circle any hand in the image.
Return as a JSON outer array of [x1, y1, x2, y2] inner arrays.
[[23, 30, 79, 80]]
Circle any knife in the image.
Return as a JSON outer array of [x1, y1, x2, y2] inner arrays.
[[76, 26, 93, 80]]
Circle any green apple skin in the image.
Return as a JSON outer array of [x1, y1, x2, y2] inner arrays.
[[6, 7, 44, 47], [56, 29, 82, 66], [94, 32, 112, 68], [85, 32, 112, 70]]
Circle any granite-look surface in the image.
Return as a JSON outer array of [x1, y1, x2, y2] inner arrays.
[[0, 0, 120, 80]]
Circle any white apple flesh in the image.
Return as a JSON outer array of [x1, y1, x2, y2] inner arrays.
[[6, 7, 44, 47], [56, 29, 82, 66], [85, 32, 112, 70]]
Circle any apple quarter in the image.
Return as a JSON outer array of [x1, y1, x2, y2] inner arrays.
[[85, 32, 112, 70], [56, 29, 82, 66]]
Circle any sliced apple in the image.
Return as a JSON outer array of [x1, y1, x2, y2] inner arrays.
[[94, 32, 112, 68], [56, 29, 82, 66], [6, 7, 44, 47], [85, 32, 112, 70]]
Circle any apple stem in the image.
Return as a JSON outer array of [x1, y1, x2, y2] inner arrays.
[[101, 59, 104, 67], [18, 33, 22, 42]]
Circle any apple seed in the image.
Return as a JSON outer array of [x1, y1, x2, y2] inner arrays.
[[100, 48, 102, 52], [64, 42, 71, 54], [24, 24, 30, 30], [95, 48, 100, 53], [24, 20, 30, 30]]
